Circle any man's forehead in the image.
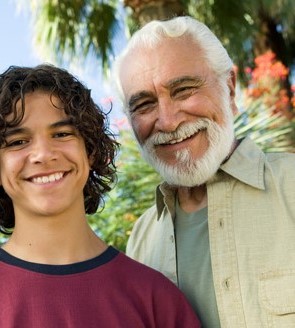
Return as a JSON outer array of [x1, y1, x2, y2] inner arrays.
[[122, 44, 207, 77]]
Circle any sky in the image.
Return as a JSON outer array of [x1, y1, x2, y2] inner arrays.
[[0, 1, 39, 70], [0, 0, 126, 128]]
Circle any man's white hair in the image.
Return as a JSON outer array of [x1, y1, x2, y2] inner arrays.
[[113, 16, 234, 110]]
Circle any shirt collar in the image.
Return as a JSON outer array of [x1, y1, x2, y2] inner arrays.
[[156, 183, 176, 220], [220, 137, 266, 190], [155, 137, 266, 219]]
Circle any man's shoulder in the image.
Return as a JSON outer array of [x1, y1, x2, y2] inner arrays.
[[132, 203, 159, 229], [126, 203, 164, 257], [265, 151, 295, 162], [243, 137, 295, 165], [223, 138, 295, 185], [264, 151, 295, 175]]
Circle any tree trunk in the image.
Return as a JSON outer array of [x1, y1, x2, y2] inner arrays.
[[255, 10, 289, 68], [124, 0, 187, 26]]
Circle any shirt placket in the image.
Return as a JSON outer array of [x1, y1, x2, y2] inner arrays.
[[207, 177, 247, 327]]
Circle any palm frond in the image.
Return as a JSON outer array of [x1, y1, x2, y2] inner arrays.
[[234, 98, 295, 152]]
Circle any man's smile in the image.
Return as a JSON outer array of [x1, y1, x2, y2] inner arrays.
[[151, 125, 207, 147]]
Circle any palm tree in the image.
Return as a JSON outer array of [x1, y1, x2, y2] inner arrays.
[[124, 0, 187, 26], [26, 0, 295, 83]]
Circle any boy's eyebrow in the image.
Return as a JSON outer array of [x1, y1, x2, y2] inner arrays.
[[3, 127, 27, 139], [50, 118, 75, 129], [4, 118, 75, 138]]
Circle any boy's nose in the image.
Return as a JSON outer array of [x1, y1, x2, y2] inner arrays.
[[29, 139, 57, 164]]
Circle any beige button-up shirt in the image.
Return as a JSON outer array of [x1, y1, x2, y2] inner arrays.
[[126, 137, 295, 327]]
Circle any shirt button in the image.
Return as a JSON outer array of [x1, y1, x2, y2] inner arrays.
[[219, 218, 224, 228], [223, 278, 231, 290], [170, 235, 174, 243]]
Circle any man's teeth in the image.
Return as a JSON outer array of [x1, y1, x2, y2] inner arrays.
[[166, 131, 198, 145], [32, 172, 64, 184], [169, 136, 187, 144]]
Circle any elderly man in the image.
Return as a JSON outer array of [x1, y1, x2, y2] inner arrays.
[[114, 16, 295, 327]]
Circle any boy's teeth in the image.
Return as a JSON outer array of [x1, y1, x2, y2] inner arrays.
[[32, 172, 63, 184]]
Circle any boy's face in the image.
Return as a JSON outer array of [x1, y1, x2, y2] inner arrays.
[[0, 91, 91, 221]]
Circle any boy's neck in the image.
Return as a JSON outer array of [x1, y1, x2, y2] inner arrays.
[[2, 214, 107, 265]]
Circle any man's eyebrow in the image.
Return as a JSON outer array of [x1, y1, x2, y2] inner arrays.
[[127, 76, 205, 108], [128, 91, 154, 108], [165, 75, 205, 89]]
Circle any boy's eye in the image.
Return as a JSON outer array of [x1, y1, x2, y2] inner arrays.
[[53, 129, 78, 138], [54, 132, 72, 138], [4, 139, 28, 148]]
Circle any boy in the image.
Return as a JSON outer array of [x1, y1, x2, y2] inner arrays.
[[0, 64, 200, 327]]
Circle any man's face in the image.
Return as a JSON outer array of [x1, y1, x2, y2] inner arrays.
[[0, 91, 91, 220], [119, 37, 237, 186]]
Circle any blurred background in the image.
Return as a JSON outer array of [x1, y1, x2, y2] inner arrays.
[[1, 0, 295, 250]]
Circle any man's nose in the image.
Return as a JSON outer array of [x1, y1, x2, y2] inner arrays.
[[155, 98, 184, 132], [29, 138, 57, 164]]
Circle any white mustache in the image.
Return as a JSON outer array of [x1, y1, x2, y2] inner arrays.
[[146, 120, 210, 146]]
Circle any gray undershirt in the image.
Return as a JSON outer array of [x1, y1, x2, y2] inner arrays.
[[175, 201, 221, 328]]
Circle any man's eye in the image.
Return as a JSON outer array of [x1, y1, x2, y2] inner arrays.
[[130, 101, 156, 114], [173, 86, 197, 98]]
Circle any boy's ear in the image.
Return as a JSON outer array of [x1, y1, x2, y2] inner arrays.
[[88, 153, 95, 167]]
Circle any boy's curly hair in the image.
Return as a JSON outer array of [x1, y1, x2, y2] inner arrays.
[[0, 64, 119, 234]]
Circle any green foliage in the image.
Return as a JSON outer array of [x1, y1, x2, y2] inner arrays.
[[234, 98, 295, 152], [88, 130, 161, 251], [186, 0, 295, 82], [32, 0, 119, 72], [27, 0, 295, 81], [187, 0, 254, 75]]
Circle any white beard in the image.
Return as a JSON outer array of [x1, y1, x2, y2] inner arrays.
[[139, 100, 235, 187]]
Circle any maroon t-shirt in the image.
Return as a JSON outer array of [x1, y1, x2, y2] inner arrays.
[[0, 246, 200, 327]]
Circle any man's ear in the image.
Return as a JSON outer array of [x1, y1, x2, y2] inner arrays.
[[228, 69, 238, 115]]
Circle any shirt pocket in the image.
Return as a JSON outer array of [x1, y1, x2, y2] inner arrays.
[[259, 269, 295, 328]]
